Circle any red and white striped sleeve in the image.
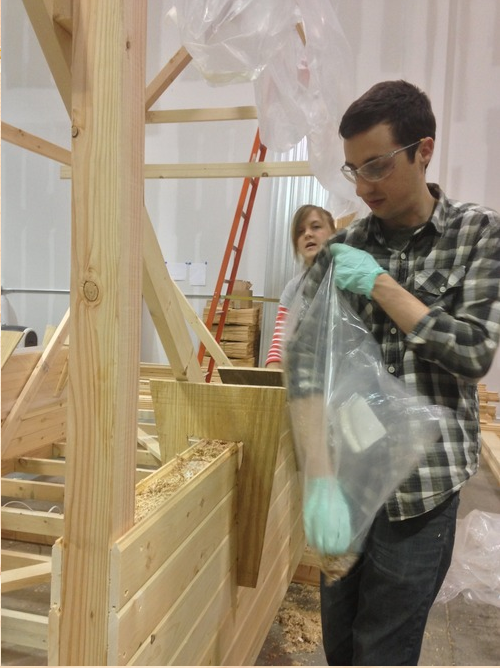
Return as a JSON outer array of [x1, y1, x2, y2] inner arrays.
[[264, 304, 289, 367]]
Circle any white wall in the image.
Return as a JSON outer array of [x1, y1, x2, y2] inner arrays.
[[2, 0, 499, 394]]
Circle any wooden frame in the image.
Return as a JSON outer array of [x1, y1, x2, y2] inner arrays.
[[1, 2, 310, 664]]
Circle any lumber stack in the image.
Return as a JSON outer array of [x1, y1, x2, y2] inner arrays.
[[478, 382, 500, 486], [205, 301, 262, 368], [478, 382, 499, 429]]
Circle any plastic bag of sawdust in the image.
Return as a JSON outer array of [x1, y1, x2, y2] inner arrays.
[[283, 262, 448, 559], [435, 509, 500, 608]]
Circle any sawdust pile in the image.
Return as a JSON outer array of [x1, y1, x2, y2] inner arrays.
[[276, 583, 322, 653], [273, 552, 359, 656], [135, 438, 240, 523]]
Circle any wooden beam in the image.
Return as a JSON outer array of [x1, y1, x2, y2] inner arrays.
[[145, 46, 192, 111], [1, 560, 53, 592], [1, 477, 65, 503], [142, 208, 204, 382], [1, 122, 71, 165], [52, 0, 73, 34], [62, 160, 313, 180], [142, 160, 312, 179], [1, 549, 51, 570], [22, 0, 72, 116], [1, 506, 64, 539], [1, 310, 69, 457], [58, 1, 147, 664], [1, 331, 24, 369], [171, 280, 232, 369], [137, 427, 161, 463], [146, 106, 258, 124], [1, 609, 48, 651]]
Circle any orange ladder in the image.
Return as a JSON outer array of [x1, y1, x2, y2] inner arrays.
[[198, 129, 267, 382]]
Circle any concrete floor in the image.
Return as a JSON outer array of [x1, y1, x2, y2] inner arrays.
[[2, 463, 500, 666]]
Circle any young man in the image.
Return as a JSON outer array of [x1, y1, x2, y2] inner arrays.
[[285, 80, 500, 665]]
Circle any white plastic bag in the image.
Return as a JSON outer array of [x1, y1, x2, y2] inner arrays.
[[435, 509, 500, 608], [284, 262, 446, 556]]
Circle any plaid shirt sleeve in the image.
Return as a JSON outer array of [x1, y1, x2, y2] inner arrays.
[[406, 201, 500, 381]]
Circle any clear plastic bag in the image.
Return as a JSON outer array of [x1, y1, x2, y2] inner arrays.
[[435, 509, 500, 608], [284, 262, 446, 559], [174, 0, 296, 84]]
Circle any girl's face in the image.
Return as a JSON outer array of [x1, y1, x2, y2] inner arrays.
[[296, 211, 334, 266]]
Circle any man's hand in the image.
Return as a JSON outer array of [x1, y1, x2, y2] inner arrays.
[[331, 243, 387, 299], [303, 477, 352, 555]]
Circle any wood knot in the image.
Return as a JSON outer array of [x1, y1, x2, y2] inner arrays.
[[83, 280, 99, 303]]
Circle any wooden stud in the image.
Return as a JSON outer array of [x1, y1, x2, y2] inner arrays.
[[58, 1, 147, 664]]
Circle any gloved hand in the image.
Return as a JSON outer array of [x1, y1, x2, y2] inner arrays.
[[303, 477, 352, 555], [330, 243, 387, 299]]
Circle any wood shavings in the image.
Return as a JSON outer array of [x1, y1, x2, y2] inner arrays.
[[320, 552, 359, 585], [276, 583, 322, 653], [134, 438, 239, 523]]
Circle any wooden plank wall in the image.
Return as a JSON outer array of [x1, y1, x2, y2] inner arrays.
[[91, 411, 304, 665]]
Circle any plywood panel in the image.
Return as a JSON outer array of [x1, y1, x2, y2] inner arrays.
[[151, 380, 288, 587]]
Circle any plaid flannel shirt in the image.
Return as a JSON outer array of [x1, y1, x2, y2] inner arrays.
[[286, 184, 500, 520]]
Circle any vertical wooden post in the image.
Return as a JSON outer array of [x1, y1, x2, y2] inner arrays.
[[58, 1, 146, 664]]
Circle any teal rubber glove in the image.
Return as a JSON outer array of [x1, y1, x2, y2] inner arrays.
[[330, 243, 387, 299], [303, 478, 352, 555]]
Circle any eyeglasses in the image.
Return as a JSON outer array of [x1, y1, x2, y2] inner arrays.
[[340, 140, 423, 184]]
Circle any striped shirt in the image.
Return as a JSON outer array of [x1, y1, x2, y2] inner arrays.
[[286, 184, 500, 520], [265, 272, 305, 366]]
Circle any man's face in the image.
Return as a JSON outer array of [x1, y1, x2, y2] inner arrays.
[[343, 123, 432, 228]]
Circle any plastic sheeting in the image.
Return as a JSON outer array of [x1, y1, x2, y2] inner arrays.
[[173, 0, 359, 216], [174, 0, 297, 84], [436, 509, 500, 608]]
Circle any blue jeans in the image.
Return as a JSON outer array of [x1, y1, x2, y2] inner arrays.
[[320, 493, 460, 666]]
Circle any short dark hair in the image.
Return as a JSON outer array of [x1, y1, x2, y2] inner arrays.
[[290, 205, 336, 258], [339, 80, 436, 161]]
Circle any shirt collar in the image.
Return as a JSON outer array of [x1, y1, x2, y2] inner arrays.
[[369, 183, 447, 244]]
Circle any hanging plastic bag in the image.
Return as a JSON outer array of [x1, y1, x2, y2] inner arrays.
[[174, 0, 296, 84], [435, 509, 500, 608], [283, 262, 447, 567], [253, 22, 310, 151]]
